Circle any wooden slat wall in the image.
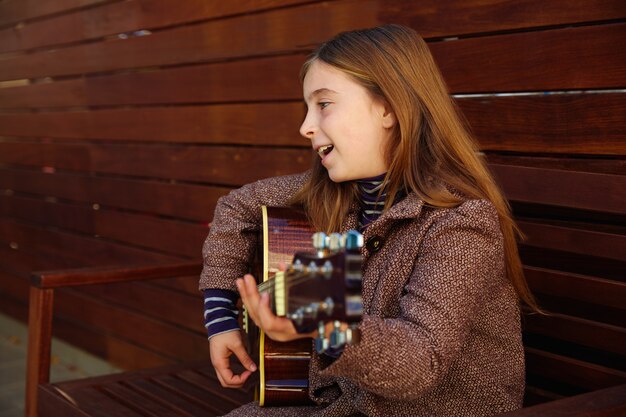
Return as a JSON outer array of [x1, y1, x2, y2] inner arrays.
[[0, 2, 624, 397]]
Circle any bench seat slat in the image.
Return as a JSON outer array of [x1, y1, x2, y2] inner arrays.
[[526, 348, 626, 391]]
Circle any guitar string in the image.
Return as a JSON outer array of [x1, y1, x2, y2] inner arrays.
[[257, 270, 317, 293]]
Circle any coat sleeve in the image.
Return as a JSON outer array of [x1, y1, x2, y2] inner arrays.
[[319, 199, 508, 400], [199, 171, 310, 292]]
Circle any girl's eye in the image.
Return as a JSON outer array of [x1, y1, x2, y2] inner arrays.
[[318, 102, 330, 109]]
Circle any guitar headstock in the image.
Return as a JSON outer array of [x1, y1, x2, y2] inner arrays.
[[269, 230, 363, 353]]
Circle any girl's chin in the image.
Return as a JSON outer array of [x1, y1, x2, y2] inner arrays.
[[326, 169, 356, 183]]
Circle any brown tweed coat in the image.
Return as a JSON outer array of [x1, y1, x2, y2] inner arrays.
[[199, 171, 525, 417]]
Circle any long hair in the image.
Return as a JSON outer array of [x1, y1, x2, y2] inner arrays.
[[289, 24, 538, 310]]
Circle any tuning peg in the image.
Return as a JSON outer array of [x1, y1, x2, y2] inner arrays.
[[344, 230, 363, 251], [329, 321, 346, 349], [315, 321, 329, 354], [319, 297, 334, 316], [289, 308, 304, 326], [320, 260, 333, 279], [312, 232, 328, 251], [292, 258, 304, 272], [328, 232, 343, 252]]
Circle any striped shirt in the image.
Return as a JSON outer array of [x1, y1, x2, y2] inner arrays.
[[203, 289, 239, 340], [357, 172, 394, 230]]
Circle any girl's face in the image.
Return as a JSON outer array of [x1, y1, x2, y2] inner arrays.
[[300, 60, 396, 182]]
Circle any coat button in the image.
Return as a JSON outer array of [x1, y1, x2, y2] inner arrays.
[[366, 236, 383, 253]]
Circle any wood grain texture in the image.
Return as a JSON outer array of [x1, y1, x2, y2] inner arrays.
[[0, 167, 230, 222], [0, 0, 312, 53], [431, 22, 626, 92], [503, 384, 626, 416], [0, 141, 311, 185], [3, 0, 626, 54], [1, 3, 624, 87], [525, 348, 626, 391], [524, 267, 625, 311], [0, 54, 305, 109], [1, 92, 624, 154], [0, 0, 114, 27], [0, 217, 180, 266], [0, 194, 208, 258], [490, 163, 626, 214], [0, 104, 305, 145], [459, 93, 626, 155], [37, 362, 253, 416], [519, 220, 626, 262]]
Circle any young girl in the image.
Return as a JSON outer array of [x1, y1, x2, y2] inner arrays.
[[199, 24, 537, 416]]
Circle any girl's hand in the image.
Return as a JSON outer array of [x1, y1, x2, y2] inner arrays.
[[237, 274, 314, 342], [209, 331, 257, 388]]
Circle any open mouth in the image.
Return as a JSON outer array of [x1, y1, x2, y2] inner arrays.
[[317, 144, 334, 158]]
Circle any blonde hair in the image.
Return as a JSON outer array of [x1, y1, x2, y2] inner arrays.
[[290, 24, 538, 310]]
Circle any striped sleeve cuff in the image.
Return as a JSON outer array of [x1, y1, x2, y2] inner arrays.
[[203, 289, 240, 340]]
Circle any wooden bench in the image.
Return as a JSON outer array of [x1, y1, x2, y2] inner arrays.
[[24, 161, 626, 416]]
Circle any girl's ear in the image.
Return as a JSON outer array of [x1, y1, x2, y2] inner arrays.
[[381, 100, 397, 129]]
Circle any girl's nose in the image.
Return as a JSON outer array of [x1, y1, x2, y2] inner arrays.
[[299, 113, 316, 140]]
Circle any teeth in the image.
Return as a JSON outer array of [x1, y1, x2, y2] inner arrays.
[[317, 145, 333, 158]]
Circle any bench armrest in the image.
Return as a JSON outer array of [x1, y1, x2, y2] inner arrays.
[[26, 260, 202, 417], [497, 383, 626, 416], [31, 261, 202, 288]]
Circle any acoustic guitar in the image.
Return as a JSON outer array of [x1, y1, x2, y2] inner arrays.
[[243, 206, 364, 406]]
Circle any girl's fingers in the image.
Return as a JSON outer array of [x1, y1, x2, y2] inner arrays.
[[238, 274, 261, 324], [256, 292, 273, 330]]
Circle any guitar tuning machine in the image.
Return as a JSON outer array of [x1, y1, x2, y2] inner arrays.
[[319, 297, 334, 316], [315, 321, 329, 354], [344, 230, 364, 251], [315, 320, 361, 354], [312, 232, 328, 257], [320, 260, 333, 279], [329, 321, 345, 349], [328, 233, 343, 252], [292, 259, 304, 272]]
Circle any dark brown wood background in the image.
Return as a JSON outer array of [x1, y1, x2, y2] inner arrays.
[[0, 0, 624, 394]]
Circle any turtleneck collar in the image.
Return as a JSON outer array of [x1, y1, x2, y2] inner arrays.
[[356, 173, 397, 231]]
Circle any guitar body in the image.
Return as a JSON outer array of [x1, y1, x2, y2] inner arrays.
[[250, 206, 314, 406], [244, 206, 363, 407]]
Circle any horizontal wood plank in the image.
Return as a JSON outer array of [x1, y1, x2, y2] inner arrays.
[[525, 266, 626, 310], [524, 313, 626, 356], [0, 279, 173, 370], [490, 163, 626, 214], [431, 22, 626, 92], [519, 220, 626, 262], [0, 5, 624, 92], [0, 54, 305, 109], [54, 288, 208, 363], [486, 154, 626, 176], [502, 384, 626, 416], [0, 194, 208, 257], [0, 0, 113, 28], [0, 217, 181, 267], [1, 92, 624, 155], [4, 0, 626, 54], [526, 347, 626, 391], [460, 93, 626, 155], [0, 0, 312, 53], [41, 361, 252, 416], [78, 281, 205, 333], [0, 167, 230, 222], [0, 104, 305, 145], [0, 141, 311, 185]]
